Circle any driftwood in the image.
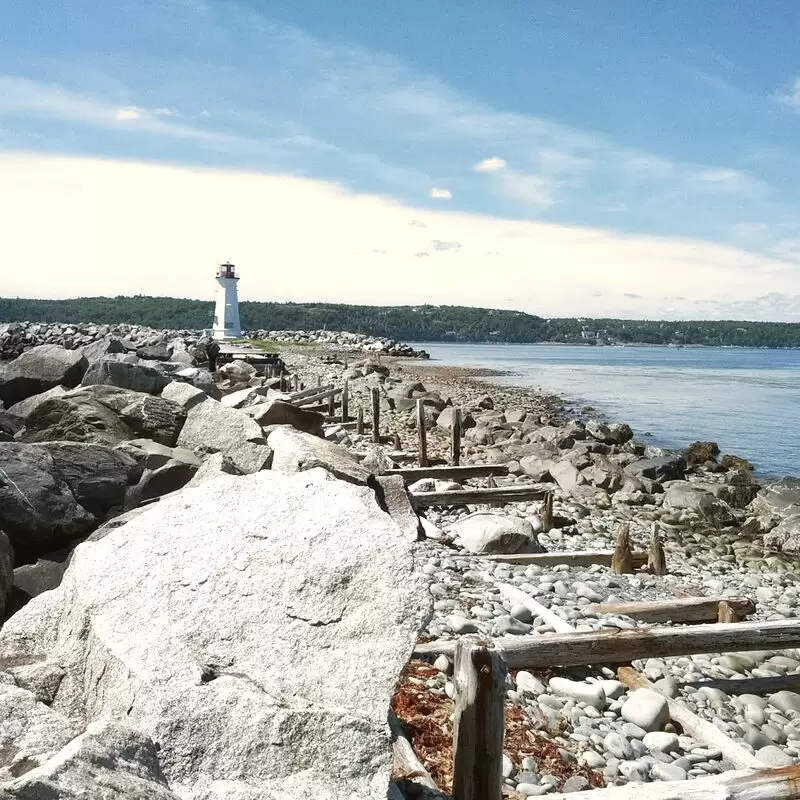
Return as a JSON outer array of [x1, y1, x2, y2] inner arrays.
[[617, 666, 762, 769], [414, 619, 800, 669], [682, 673, 800, 695], [541, 491, 554, 532], [388, 711, 446, 799], [611, 522, 634, 574], [718, 600, 740, 623], [497, 583, 570, 634], [390, 465, 509, 483], [587, 596, 756, 625], [294, 385, 340, 407], [544, 766, 800, 799], [647, 521, 667, 575], [451, 636, 506, 800], [483, 550, 648, 568], [410, 485, 548, 509]]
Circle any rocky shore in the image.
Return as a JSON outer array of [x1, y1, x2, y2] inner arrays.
[[0, 328, 798, 798]]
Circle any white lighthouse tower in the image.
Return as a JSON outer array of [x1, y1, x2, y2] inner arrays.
[[211, 261, 242, 340]]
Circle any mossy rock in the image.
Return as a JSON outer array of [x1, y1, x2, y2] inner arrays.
[[721, 453, 754, 472], [684, 440, 720, 466]]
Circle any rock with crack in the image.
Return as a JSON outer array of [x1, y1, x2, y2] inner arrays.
[[0, 345, 88, 408], [245, 400, 325, 437], [268, 427, 372, 485], [177, 398, 271, 474], [0, 469, 430, 800], [0, 719, 180, 799]]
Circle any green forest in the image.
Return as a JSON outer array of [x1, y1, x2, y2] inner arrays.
[[1, 296, 799, 347]]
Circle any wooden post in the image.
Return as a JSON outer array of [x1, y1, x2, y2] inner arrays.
[[541, 492, 554, 532], [648, 521, 667, 576], [341, 380, 349, 424], [451, 408, 461, 466], [612, 522, 634, 574], [317, 375, 322, 387], [371, 387, 381, 444], [356, 406, 364, 436], [393, 432, 402, 451], [293, 373, 300, 392], [416, 399, 428, 467], [452, 636, 506, 800], [328, 390, 336, 417], [718, 600, 739, 623]]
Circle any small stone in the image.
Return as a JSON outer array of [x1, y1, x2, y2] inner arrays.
[[643, 731, 679, 753], [756, 745, 794, 767], [621, 689, 670, 732], [561, 775, 590, 793], [603, 732, 633, 760], [502, 753, 515, 778], [516, 671, 546, 696], [434, 654, 450, 673], [580, 750, 605, 768], [652, 762, 687, 781], [549, 677, 606, 710], [510, 603, 534, 623]]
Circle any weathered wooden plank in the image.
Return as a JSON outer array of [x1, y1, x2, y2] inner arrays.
[[451, 408, 461, 467], [410, 485, 548, 509], [544, 767, 800, 800], [617, 666, 762, 770], [340, 380, 349, 424], [682, 673, 800, 696], [482, 550, 649, 568], [541, 491, 554, 532], [356, 406, 364, 436], [390, 465, 509, 483], [371, 387, 381, 444], [587, 596, 756, 625], [452, 636, 506, 800], [294, 385, 341, 407], [416, 400, 428, 468], [414, 619, 800, 669]]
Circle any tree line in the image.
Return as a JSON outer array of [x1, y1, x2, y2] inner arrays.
[[1, 296, 799, 348]]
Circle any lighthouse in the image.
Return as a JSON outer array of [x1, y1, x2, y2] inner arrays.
[[211, 261, 242, 340]]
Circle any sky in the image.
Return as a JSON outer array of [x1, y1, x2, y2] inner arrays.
[[2, 1, 800, 320]]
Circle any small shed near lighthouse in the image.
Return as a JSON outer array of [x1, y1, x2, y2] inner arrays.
[[211, 261, 242, 340]]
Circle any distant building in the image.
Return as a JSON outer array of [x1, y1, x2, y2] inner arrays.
[[580, 326, 609, 343], [211, 261, 242, 340]]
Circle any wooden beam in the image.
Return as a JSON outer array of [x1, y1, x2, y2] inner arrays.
[[410, 484, 548, 509], [617, 666, 761, 770], [587, 596, 756, 625], [413, 619, 800, 669], [682, 673, 800, 696], [416, 399, 428, 468], [295, 385, 341, 407], [388, 711, 445, 798], [451, 408, 461, 467], [451, 636, 506, 800], [544, 767, 800, 800], [340, 380, 349, 424], [390, 465, 509, 483], [371, 387, 381, 444], [482, 550, 649, 568]]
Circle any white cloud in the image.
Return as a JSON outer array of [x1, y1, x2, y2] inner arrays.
[[1, 152, 798, 321], [429, 187, 452, 199], [116, 106, 145, 121], [774, 77, 800, 109], [474, 156, 507, 172]]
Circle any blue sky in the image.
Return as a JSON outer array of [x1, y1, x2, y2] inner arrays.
[[3, 0, 800, 319]]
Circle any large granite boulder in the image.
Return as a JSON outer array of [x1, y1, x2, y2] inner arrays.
[[0, 469, 429, 800], [12, 545, 72, 603], [35, 442, 138, 518], [448, 513, 542, 555], [625, 455, 685, 482], [21, 395, 135, 446], [0, 718, 179, 799], [80, 336, 125, 365], [6, 385, 68, 421], [246, 400, 325, 437], [81, 358, 170, 395], [161, 380, 207, 411], [268, 427, 372, 484], [0, 345, 88, 407], [663, 481, 728, 518], [0, 443, 96, 558], [177, 398, 272, 474], [119, 395, 187, 447], [586, 419, 633, 445]]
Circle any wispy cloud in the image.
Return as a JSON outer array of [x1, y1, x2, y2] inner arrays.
[[429, 187, 452, 199], [474, 156, 507, 172], [774, 77, 800, 109]]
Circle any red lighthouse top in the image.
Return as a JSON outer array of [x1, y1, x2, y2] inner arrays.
[[218, 261, 237, 279]]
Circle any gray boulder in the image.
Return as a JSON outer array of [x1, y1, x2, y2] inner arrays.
[[12, 546, 72, 603], [119, 395, 186, 447], [519, 454, 554, 481], [0, 719, 179, 799], [436, 406, 475, 432], [0, 345, 88, 407], [116, 439, 201, 471], [764, 514, 800, 554], [586, 419, 633, 445], [6, 385, 68, 422], [81, 358, 169, 395], [36, 441, 138, 517], [549, 460, 585, 493], [220, 386, 268, 409], [80, 336, 125, 365], [246, 400, 325, 437], [663, 481, 727, 517], [625, 455, 685, 482], [0, 532, 12, 619], [177, 398, 271, 474], [448, 513, 542, 555], [161, 380, 207, 411], [268, 427, 372, 485], [22, 395, 135, 446], [0, 469, 429, 800], [0, 442, 96, 557]]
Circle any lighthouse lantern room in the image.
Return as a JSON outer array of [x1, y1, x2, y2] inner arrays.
[[211, 261, 242, 340]]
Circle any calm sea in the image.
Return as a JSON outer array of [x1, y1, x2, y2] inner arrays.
[[412, 343, 800, 478]]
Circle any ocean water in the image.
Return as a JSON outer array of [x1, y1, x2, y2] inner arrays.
[[412, 343, 800, 478]]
